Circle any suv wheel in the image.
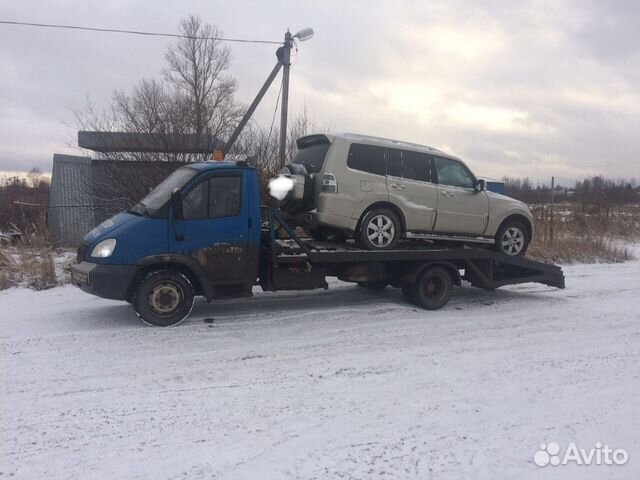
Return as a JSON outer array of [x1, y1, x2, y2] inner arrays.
[[495, 220, 529, 256], [358, 208, 401, 250]]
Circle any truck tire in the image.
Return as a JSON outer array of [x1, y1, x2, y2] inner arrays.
[[494, 219, 529, 256], [133, 270, 195, 327], [358, 208, 401, 250], [411, 266, 452, 310]]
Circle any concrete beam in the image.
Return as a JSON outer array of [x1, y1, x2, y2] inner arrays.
[[78, 131, 224, 154]]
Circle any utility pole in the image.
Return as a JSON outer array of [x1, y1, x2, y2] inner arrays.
[[219, 27, 312, 161], [222, 62, 283, 157], [278, 30, 293, 169], [550, 176, 555, 246]]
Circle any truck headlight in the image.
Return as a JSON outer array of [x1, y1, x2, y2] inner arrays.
[[91, 238, 117, 258]]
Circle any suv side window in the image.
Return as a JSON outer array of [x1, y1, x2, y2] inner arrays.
[[386, 148, 431, 182], [402, 151, 431, 182], [435, 157, 475, 189], [387, 148, 402, 177], [347, 144, 386, 176]]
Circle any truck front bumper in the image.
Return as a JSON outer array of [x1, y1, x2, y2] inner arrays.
[[71, 262, 139, 301]]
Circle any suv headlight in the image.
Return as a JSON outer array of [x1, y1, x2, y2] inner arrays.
[[91, 238, 117, 258]]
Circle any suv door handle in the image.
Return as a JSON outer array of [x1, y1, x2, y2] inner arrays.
[[390, 183, 405, 191], [441, 190, 454, 198]]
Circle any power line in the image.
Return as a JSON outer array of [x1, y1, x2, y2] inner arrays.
[[267, 77, 284, 149], [0, 20, 282, 45]]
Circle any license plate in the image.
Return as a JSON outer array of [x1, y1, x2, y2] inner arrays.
[[72, 270, 88, 284]]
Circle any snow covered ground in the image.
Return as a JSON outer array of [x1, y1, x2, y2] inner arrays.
[[1, 262, 639, 479]]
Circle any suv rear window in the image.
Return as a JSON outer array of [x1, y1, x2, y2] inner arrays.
[[292, 139, 330, 173], [347, 144, 386, 176]]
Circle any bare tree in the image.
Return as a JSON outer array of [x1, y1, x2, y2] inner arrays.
[[74, 15, 242, 163], [27, 168, 44, 188], [70, 16, 247, 212], [164, 15, 242, 140], [69, 16, 328, 213]]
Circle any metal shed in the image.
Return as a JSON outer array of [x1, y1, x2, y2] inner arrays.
[[48, 154, 94, 246]]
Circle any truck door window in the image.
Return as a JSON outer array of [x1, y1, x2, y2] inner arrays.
[[347, 144, 386, 176], [208, 176, 242, 218], [435, 157, 475, 189], [182, 181, 207, 219]]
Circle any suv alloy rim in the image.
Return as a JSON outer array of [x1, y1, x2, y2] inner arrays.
[[501, 227, 525, 255], [367, 214, 395, 248]]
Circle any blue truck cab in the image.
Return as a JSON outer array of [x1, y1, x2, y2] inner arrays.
[[72, 161, 262, 326]]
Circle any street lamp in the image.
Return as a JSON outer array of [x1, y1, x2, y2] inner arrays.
[[222, 27, 314, 166], [294, 27, 314, 42]]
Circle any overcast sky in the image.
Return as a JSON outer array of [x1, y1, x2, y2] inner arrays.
[[1, 0, 639, 183]]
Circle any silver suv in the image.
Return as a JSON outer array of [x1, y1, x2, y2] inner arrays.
[[282, 133, 534, 255]]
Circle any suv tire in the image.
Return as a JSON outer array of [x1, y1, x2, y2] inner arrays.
[[358, 208, 401, 250], [494, 219, 529, 256]]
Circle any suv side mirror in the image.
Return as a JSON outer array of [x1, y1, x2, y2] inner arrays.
[[171, 188, 184, 219], [475, 179, 486, 193]]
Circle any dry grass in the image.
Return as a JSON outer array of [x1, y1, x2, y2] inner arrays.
[[0, 246, 60, 291], [528, 235, 634, 264], [0, 222, 68, 291], [527, 203, 637, 264]]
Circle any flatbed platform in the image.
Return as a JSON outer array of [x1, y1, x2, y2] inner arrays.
[[262, 208, 565, 292]]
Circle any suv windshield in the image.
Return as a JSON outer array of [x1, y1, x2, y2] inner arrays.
[[129, 167, 199, 217]]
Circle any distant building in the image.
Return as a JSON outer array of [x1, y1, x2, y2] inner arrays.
[[48, 154, 184, 246], [480, 178, 505, 195], [48, 155, 94, 246]]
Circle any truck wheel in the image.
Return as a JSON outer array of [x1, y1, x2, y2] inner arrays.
[[134, 270, 195, 327], [495, 220, 529, 256], [411, 266, 452, 310], [358, 208, 401, 250]]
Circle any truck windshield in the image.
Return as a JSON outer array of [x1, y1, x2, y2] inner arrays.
[[292, 143, 330, 173], [129, 167, 198, 217]]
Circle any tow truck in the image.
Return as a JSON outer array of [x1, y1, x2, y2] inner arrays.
[[71, 160, 565, 326]]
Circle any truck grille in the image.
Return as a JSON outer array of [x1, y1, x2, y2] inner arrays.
[[77, 242, 89, 263]]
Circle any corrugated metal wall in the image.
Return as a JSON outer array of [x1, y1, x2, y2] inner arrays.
[[48, 156, 185, 246], [48, 154, 94, 246]]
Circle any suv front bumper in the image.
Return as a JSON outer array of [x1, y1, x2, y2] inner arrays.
[[71, 262, 139, 301]]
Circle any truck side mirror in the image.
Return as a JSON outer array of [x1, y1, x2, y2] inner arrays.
[[475, 179, 486, 193], [171, 189, 184, 219]]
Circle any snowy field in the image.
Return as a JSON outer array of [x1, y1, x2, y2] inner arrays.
[[1, 262, 639, 479]]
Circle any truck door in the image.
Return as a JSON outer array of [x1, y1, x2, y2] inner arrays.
[[433, 157, 488, 235], [171, 172, 248, 283], [386, 148, 438, 232]]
